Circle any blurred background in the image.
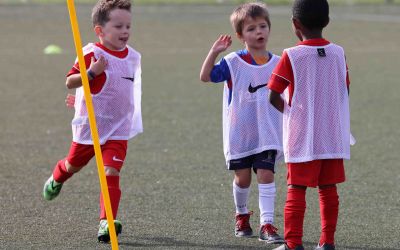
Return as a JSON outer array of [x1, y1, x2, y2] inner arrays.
[[0, 0, 399, 249]]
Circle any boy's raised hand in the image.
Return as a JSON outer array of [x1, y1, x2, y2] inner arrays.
[[211, 35, 232, 54], [89, 55, 107, 77], [200, 35, 232, 82]]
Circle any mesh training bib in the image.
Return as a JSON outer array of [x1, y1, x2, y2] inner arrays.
[[283, 43, 350, 162], [72, 43, 142, 145], [223, 52, 283, 162]]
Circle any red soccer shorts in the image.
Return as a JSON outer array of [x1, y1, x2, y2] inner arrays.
[[66, 140, 128, 171], [287, 159, 345, 187]]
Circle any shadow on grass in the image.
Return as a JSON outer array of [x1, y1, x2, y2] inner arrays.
[[119, 236, 266, 249], [302, 241, 399, 250], [119, 238, 400, 250]]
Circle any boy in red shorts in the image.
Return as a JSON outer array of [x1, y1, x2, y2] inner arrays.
[[268, 0, 351, 249], [42, 0, 142, 243]]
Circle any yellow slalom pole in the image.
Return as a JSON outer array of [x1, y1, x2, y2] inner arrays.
[[66, 0, 119, 249]]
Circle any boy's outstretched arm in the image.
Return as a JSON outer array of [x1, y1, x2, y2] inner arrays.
[[199, 35, 232, 82], [269, 90, 284, 113], [66, 55, 107, 89]]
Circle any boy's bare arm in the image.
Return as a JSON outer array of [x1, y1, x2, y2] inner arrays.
[[269, 90, 284, 113], [199, 35, 232, 82], [66, 56, 108, 89]]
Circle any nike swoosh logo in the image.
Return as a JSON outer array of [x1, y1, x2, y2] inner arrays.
[[121, 76, 134, 82], [248, 83, 267, 93], [112, 156, 124, 162]]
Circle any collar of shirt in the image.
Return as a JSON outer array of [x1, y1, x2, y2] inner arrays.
[[297, 38, 330, 46], [95, 42, 128, 58]]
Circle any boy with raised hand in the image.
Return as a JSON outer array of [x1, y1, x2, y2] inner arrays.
[[268, 0, 351, 249], [200, 2, 284, 244], [42, 0, 142, 243]]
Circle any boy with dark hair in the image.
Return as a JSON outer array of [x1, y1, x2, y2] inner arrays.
[[43, 0, 142, 243], [200, 2, 284, 244], [268, 0, 351, 249]]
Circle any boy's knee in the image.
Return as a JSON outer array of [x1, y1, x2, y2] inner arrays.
[[65, 160, 83, 173], [234, 169, 251, 188], [105, 166, 120, 176], [256, 169, 274, 184]]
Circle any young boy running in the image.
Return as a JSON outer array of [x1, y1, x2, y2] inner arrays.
[[42, 0, 142, 243], [200, 2, 284, 244], [268, 0, 351, 249]]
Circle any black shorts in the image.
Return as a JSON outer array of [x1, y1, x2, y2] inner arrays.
[[227, 150, 277, 173]]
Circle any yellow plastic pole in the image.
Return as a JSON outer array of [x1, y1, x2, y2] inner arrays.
[[66, 0, 118, 249]]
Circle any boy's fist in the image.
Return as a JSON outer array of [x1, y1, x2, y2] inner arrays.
[[65, 94, 75, 108], [89, 55, 108, 77]]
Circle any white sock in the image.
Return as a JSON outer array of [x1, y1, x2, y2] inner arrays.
[[259, 182, 276, 225], [233, 181, 250, 214]]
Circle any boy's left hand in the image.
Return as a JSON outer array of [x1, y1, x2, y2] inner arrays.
[[65, 94, 75, 108]]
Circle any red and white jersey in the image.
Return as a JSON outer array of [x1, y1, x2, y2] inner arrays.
[[72, 43, 142, 145], [281, 43, 350, 162], [222, 52, 283, 162]]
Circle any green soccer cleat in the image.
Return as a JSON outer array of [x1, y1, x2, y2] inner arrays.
[[43, 175, 63, 201], [97, 219, 122, 243]]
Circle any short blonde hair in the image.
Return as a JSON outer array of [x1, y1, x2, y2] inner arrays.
[[92, 0, 131, 27], [230, 2, 271, 36]]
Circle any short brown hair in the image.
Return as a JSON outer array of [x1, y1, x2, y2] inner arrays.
[[230, 2, 271, 36], [92, 0, 131, 27]]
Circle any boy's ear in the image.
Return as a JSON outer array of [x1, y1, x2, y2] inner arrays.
[[292, 17, 302, 30], [94, 25, 103, 37]]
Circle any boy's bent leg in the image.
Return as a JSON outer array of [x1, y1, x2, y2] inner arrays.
[[318, 185, 339, 246], [43, 158, 75, 201], [53, 158, 74, 183], [44, 142, 94, 201], [285, 185, 306, 249], [53, 141, 95, 183]]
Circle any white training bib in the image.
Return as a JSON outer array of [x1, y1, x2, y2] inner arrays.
[[223, 52, 283, 162], [72, 43, 143, 145], [283, 43, 350, 162]]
